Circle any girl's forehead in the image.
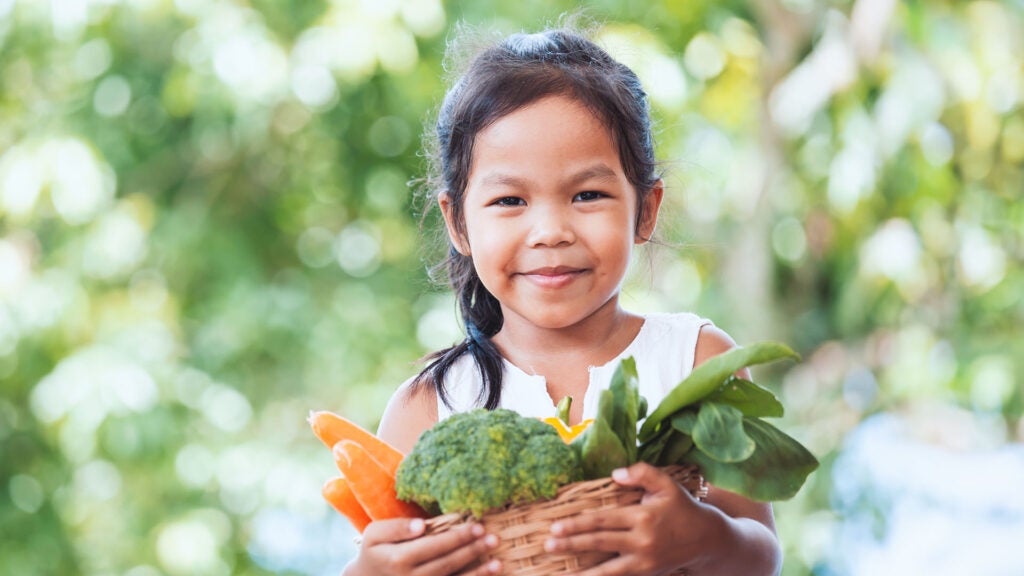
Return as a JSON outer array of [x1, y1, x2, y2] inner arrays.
[[478, 95, 606, 140], [468, 95, 623, 179]]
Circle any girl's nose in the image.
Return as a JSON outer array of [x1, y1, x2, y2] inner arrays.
[[526, 206, 576, 247]]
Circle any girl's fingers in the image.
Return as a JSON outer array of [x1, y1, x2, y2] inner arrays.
[[362, 517, 427, 546], [402, 522, 491, 566], [610, 462, 678, 495], [544, 529, 632, 555], [454, 558, 502, 576], [549, 508, 637, 536], [417, 533, 500, 576]]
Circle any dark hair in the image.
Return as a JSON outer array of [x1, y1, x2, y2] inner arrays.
[[414, 24, 660, 410]]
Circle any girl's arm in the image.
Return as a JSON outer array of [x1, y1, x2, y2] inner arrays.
[[686, 324, 781, 573], [377, 376, 440, 454], [341, 380, 503, 576], [542, 324, 782, 576]]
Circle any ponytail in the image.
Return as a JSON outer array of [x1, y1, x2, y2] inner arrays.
[[415, 249, 505, 410]]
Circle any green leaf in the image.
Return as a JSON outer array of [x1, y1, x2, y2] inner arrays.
[[656, 429, 694, 467], [705, 377, 784, 418], [691, 402, 755, 463], [640, 413, 697, 467], [556, 395, 572, 425], [683, 417, 818, 501], [638, 423, 674, 464], [639, 341, 799, 442], [670, 410, 698, 435], [607, 357, 640, 463], [574, 414, 630, 479]]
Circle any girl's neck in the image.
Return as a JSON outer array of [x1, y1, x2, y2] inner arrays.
[[491, 300, 644, 377]]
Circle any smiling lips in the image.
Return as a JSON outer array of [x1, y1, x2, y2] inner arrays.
[[519, 266, 588, 289]]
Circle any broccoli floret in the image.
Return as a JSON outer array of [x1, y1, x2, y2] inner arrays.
[[395, 408, 582, 517]]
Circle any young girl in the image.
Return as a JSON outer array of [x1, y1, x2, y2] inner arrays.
[[343, 25, 782, 576]]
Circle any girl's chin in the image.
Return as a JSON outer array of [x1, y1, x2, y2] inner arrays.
[[501, 303, 619, 332]]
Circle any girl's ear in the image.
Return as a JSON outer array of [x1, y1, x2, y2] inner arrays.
[[635, 180, 665, 244], [438, 192, 471, 255]]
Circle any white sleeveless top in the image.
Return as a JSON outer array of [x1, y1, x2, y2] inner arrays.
[[436, 312, 713, 421]]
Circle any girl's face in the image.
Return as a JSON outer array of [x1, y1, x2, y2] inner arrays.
[[440, 95, 662, 333]]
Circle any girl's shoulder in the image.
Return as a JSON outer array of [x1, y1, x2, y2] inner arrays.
[[633, 311, 714, 356], [618, 312, 715, 401], [635, 311, 744, 375], [639, 311, 712, 330], [377, 373, 439, 454]]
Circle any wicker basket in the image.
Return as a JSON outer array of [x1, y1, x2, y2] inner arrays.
[[424, 465, 707, 575]]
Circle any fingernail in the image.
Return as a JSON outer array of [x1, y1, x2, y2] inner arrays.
[[409, 518, 424, 533], [487, 559, 501, 573], [471, 523, 484, 537], [544, 538, 557, 552], [550, 522, 563, 535], [612, 468, 629, 481], [484, 534, 498, 548]]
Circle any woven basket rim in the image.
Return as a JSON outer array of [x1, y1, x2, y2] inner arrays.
[[426, 464, 705, 523], [422, 465, 705, 575]]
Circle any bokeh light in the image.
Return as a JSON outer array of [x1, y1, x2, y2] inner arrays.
[[2, 1, 1022, 575]]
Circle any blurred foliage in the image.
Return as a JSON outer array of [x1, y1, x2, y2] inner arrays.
[[1, 0, 1022, 575]]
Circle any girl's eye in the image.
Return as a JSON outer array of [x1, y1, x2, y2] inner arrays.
[[574, 191, 605, 202], [493, 196, 525, 207]]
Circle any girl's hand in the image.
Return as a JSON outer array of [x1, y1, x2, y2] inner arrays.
[[345, 518, 503, 576], [542, 462, 720, 576]]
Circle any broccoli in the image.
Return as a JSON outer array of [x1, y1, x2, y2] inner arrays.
[[395, 408, 583, 517]]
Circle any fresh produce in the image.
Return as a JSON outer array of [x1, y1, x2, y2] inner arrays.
[[570, 358, 643, 479], [315, 340, 817, 532], [639, 342, 799, 441], [322, 476, 372, 533], [395, 408, 583, 517], [308, 410, 404, 475], [581, 341, 819, 502], [542, 417, 593, 443], [309, 411, 426, 531], [333, 439, 428, 520], [542, 396, 593, 443]]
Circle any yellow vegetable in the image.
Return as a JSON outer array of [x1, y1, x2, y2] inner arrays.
[[541, 417, 594, 443]]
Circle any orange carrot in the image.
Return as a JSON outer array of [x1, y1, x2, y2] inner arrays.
[[308, 410, 404, 476], [322, 476, 372, 533], [333, 439, 427, 520]]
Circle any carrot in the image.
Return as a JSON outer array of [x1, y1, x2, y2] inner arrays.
[[333, 439, 427, 520], [308, 410, 404, 476], [322, 476, 372, 533]]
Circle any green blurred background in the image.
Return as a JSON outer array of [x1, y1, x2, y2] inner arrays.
[[1, 0, 1022, 575]]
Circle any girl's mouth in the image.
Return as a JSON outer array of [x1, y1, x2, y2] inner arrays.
[[519, 266, 587, 289]]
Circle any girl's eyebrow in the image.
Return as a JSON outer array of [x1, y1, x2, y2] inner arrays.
[[566, 163, 619, 186], [478, 163, 620, 189]]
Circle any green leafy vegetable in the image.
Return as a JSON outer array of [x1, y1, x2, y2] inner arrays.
[[655, 428, 694, 467], [691, 402, 755, 463], [607, 357, 640, 463], [572, 357, 641, 479], [573, 411, 629, 479], [631, 340, 817, 502], [638, 342, 799, 442], [637, 424, 674, 465], [704, 377, 784, 418], [671, 410, 697, 434], [556, 395, 572, 425], [681, 417, 819, 501]]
